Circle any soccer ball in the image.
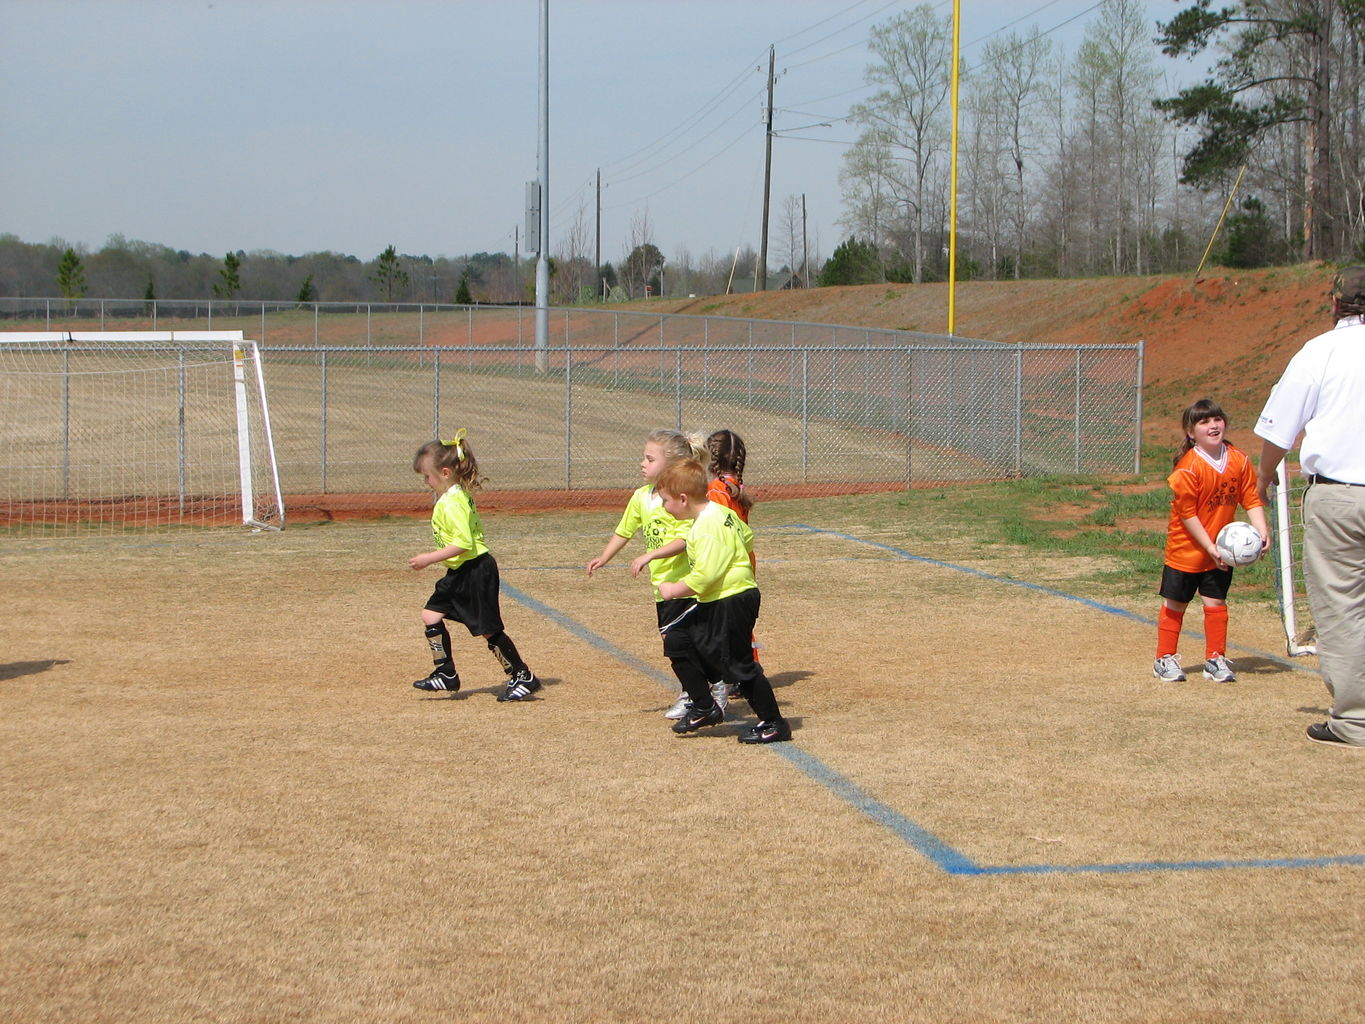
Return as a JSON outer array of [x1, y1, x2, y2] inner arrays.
[[1216, 521, 1263, 566]]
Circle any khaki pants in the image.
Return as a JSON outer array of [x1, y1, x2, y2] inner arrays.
[[1303, 483, 1365, 744]]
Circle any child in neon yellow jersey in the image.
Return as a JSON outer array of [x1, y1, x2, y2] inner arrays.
[[654, 459, 790, 744]]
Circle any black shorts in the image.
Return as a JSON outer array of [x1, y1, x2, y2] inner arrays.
[[1159, 564, 1233, 604], [424, 552, 504, 635], [689, 588, 763, 687], [657, 597, 700, 661]]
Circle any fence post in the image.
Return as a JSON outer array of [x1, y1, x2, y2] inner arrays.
[[564, 345, 573, 488], [1014, 348, 1024, 476], [419, 304, 424, 347], [433, 347, 442, 440], [62, 348, 70, 496], [1074, 349, 1083, 473], [178, 353, 187, 514], [674, 349, 683, 430], [100, 299, 105, 330], [208, 299, 212, 330], [1134, 341, 1146, 475], [904, 349, 914, 488], [314, 303, 319, 345], [801, 349, 810, 483], [152, 299, 157, 331], [320, 350, 329, 493]]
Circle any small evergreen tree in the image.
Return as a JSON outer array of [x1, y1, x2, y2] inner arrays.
[[819, 237, 882, 286], [296, 274, 317, 303], [56, 248, 87, 301], [1220, 197, 1284, 269], [370, 245, 409, 301], [455, 269, 473, 304], [212, 251, 242, 298], [143, 276, 156, 315]]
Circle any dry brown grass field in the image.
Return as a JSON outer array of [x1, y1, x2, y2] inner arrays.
[[3, 494, 1361, 1024]]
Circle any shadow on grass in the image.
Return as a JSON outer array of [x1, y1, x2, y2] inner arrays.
[[0, 659, 70, 681]]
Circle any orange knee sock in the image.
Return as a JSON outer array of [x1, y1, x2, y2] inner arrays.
[[1157, 606, 1184, 657], [1204, 604, 1228, 658]]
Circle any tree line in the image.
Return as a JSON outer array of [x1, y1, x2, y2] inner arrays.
[[8, 2, 1361, 302], [831, 0, 1365, 284]]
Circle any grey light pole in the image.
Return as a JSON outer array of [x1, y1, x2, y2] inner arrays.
[[534, 0, 549, 372]]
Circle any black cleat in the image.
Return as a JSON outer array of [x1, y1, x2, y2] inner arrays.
[[498, 669, 542, 702], [672, 702, 724, 734], [413, 672, 460, 693], [738, 719, 792, 744]]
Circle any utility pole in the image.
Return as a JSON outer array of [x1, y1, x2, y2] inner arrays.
[[534, 0, 549, 371], [757, 45, 774, 293], [801, 193, 808, 287], [595, 169, 602, 299]]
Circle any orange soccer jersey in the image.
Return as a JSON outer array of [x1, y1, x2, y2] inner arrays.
[[1164, 443, 1262, 572], [706, 473, 749, 522]]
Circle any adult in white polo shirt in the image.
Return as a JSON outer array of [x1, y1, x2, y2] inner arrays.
[[1256, 266, 1365, 748]]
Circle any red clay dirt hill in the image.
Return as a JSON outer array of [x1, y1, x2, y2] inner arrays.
[[636, 262, 1338, 454]]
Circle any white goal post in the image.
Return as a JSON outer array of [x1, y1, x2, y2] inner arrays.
[[1271, 460, 1316, 656], [0, 331, 284, 533]]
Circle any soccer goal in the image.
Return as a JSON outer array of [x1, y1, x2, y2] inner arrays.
[[0, 331, 284, 534], [1270, 461, 1316, 656]]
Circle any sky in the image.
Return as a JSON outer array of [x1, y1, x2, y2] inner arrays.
[[1, 0, 1205, 266]]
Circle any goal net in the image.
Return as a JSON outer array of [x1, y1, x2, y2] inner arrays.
[[0, 331, 284, 535]]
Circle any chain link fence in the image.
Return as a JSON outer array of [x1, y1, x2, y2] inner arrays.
[[2, 302, 1143, 518]]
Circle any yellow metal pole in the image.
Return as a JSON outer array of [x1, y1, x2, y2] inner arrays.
[[948, 0, 961, 335], [1194, 164, 1247, 281]]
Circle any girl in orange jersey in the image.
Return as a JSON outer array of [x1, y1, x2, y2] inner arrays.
[[704, 429, 753, 524], [1153, 399, 1269, 683]]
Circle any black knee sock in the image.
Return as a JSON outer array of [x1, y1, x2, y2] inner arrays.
[[424, 622, 455, 677], [670, 657, 715, 710], [486, 630, 527, 676]]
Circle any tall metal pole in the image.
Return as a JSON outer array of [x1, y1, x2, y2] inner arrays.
[[595, 168, 602, 298], [535, 0, 549, 372], [801, 193, 808, 287], [947, 0, 961, 335], [757, 45, 774, 293]]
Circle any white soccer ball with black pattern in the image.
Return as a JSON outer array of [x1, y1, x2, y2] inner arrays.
[[1216, 521, 1263, 566]]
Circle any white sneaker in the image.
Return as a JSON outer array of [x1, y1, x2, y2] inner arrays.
[[710, 681, 732, 711], [1153, 654, 1186, 682], [663, 694, 692, 719], [1202, 654, 1236, 683]]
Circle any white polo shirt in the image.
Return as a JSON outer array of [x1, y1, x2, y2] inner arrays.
[[1256, 316, 1365, 484]]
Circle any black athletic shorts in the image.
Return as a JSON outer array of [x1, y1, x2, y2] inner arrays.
[[424, 552, 504, 635], [1159, 563, 1233, 604]]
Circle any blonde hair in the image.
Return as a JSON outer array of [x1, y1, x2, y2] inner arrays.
[[414, 434, 484, 490], [647, 428, 707, 464]]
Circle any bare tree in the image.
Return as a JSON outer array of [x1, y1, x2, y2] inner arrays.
[[847, 4, 953, 282]]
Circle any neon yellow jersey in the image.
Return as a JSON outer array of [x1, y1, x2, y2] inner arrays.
[[615, 483, 691, 600], [431, 483, 489, 569], [682, 500, 756, 603]]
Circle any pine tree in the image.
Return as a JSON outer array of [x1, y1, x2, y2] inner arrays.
[[455, 270, 473, 305], [212, 251, 242, 298], [370, 245, 409, 301], [56, 248, 87, 301]]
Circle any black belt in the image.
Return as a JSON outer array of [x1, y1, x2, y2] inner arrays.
[[1311, 474, 1365, 486]]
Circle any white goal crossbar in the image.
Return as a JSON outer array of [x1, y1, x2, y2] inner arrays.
[[0, 331, 285, 532]]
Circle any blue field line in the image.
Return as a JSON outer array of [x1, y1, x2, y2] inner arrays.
[[782, 524, 1316, 675], [498, 568, 1357, 877]]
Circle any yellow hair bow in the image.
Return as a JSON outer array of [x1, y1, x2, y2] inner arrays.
[[441, 429, 467, 460]]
